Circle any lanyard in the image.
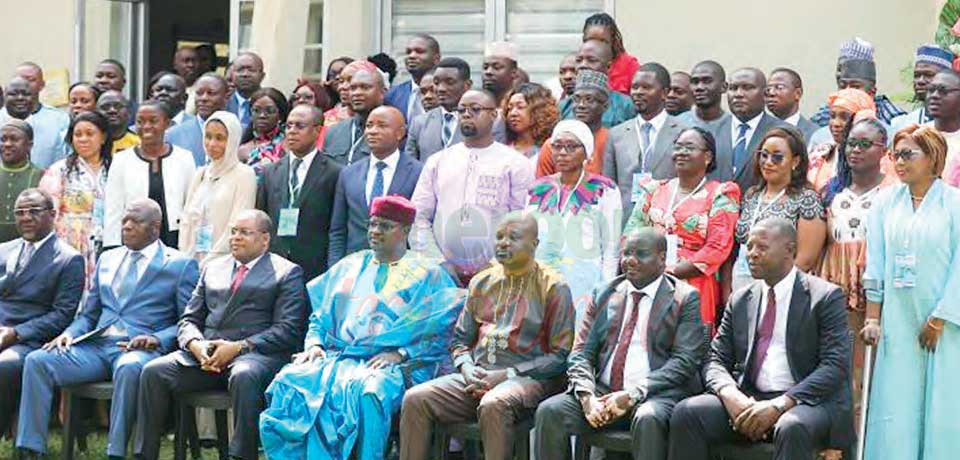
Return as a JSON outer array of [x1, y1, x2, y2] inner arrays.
[[347, 120, 365, 164], [751, 188, 787, 228], [667, 177, 707, 216]]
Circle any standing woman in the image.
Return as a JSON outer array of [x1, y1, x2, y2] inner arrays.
[[39, 110, 112, 286], [237, 88, 290, 176], [624, 127, 740, 330], [179, 111, 256, 262], [503, 82, 558, 165], [103, 100, 196, 249], [582, 13, 639, 95], [731, 126, 826, 292], [862, 124, 960, 460], [526, 120, 621, 325], [807, 88, 876, 191], [67, 82, 101, 119]]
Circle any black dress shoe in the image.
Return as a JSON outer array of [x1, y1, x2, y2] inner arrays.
[[108, 455, 125, 460], [17, 448, 41, 460]]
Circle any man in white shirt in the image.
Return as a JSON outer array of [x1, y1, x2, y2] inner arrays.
[[669, 217, 852, 460], [535, 228, 705, 460], [765, 68, 818, 142]]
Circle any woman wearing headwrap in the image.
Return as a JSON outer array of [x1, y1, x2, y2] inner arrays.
[[807, 88, 879, 191], [178, 111, 257, 263], [525, 119, 622, 331], [624, 127, 741, 331]]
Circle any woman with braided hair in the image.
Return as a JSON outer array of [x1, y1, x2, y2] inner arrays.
[[582, 12, 639, 95]]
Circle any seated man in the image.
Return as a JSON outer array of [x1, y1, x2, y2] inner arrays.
[[260, 196, 464, 460], [16, 199, 199, 460], [400, 214, 575, 460], [668, 218, 852, 460], [0, 188, 84, 437], [535, 229, 706, 460], [136, 209, 307, 460]]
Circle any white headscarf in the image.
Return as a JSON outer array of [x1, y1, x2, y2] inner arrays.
[[550, 119, 595, 160], [203, 111, 242, 179]]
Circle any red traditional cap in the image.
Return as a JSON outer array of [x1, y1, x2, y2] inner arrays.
[[369, 195, 416, 225]]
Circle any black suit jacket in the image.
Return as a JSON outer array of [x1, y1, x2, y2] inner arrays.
[[321, 115, 371, 166], [327, 152, 423, 267], [705, 270, 852, 446], [568, 275, 707, 401], [709, 112, 789, 193], [256, 152, 342, 280]]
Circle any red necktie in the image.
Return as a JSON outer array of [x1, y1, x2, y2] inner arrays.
[[748, 287, 777, 386], [610, 291, 643, 391], [231, 264, 249, 294]]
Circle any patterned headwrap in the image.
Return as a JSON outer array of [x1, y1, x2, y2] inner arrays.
[[828, 88, 876, 121], [838, 37, 874, 63], [574, 69, 609, 96], [916, 44, 955, 70]]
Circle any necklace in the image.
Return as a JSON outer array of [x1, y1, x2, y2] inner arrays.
[[482, 272, 527, 364]]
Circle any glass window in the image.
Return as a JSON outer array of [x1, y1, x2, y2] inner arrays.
[[388, 0, 486, 82], [303, 0, 324, 77], [505, 0, 604, 84]]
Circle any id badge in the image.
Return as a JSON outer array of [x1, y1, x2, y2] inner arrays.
[[631, 173, 652, 203], [893, 253, 917, 288], [195, 224, 213, 253], [665, 234, 680, 267], [278, 208, 300, 236]]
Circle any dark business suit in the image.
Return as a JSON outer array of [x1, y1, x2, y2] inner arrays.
[[321, 115, 372, 166], [0, 235, 84, 433], [136, 253, 308, 460], [384, 80, 418, 123], [669, 270, 852, 460], [165, 114, 207, 166], [225, 92, 253, 132], [709, 113, 788, 193], [327, 152, 422, 267], [404, 107, 506, 162], [256, 152, 342, 280], [535, 275, 706, 460]]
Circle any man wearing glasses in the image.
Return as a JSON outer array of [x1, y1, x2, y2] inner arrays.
[[0, 188, 84, 443], [0, 119, 43, 242], [923, 69, 960, 181], [137, 209, 308, 460], [409, 89, 535, 286]]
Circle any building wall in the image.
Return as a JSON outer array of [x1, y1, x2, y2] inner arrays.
[[0, 0, 75, 105]]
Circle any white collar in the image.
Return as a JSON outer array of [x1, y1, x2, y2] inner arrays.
[[237, 253, 265, 271], [235, 92, 249, 105], [289, 149, 317, 167], [127, 239, 161, 263], [734, 111, 764, 131], [368, 149, 400, 170], [764, 266, 798, 300], [783, 112, 801, 126], [621, 274, 663, 300], [638, 109, 668, 132]]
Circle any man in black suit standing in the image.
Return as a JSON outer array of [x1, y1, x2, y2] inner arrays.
[[668, 217, 851, 460], [136, 209, 307, 460], [257, 104, 341, 280], [535, 229, 706, 460], [327, 106, 422, 267], [0, 188, 84, 437], [321, 68, 387, 166]]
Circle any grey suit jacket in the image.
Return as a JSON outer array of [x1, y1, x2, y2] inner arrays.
[[705, 270, 852, 447], [710, 113, 789, 193], [404, 107, 506, 162], [603, 113, 688, 217], [177, 253, 308, 365], [567, 274, 706, 401], [321, 115, 371, 166]]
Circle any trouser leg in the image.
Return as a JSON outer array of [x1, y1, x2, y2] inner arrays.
[[668, 394, 741, 460], [107, 349, 159, 457], [225, 355, 280, 460], [629, 397, 676, 460], [399, 373, 480, 460], [476, 376, 547, 460], [534, 393, 595, 460], [0, 344, 35, 435], [773, 403, 831, 460]]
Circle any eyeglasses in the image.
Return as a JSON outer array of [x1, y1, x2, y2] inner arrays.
[[926, 85, 960, 97], [890, 149, 923, 161], [455, 106, 496, 117], [845, 138, 884, 150], [552, 141, 584, 153], [764, 83, 790, 93], [252, 107, 278, 116], [673, 143, 705, 154], [285, 122, 314, 131], [757, 150, 786, 165], [572, 94, 606, 106], [229, 227, 266, 237], [13, 207, 52, 218]]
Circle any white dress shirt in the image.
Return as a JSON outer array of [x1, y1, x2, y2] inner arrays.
[[235, 253, 264, 274], [755, 266, 798, 392], [730, 111, 764, 149], [13, 231, 55, 269], [783, 112, 801, 127], [637, 109, 668, 147], [365, 149, 400, 203], [600, 275, 663, 388], [289, 149, 318, 196]]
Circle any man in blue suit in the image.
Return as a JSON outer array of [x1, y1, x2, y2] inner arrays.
[[328, 106, 423, 267], [224, 51, 265, 132], [321, 68, 386, 166], [15, 198, 199, 460], [0, 188, 84, 437], [166, 73, 230, 166], [384, 34, 441, 123]]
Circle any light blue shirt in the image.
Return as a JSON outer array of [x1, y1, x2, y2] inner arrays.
[[0, 105, 69, 169]]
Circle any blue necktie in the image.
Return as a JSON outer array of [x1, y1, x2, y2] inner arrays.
[[240, 100, 251, 128], [116, 251, 143, 304], [732, 123, 750, 171], [638, 122, 653, 171], [442, 112, 455, 147], [369, 161, 387, 206]]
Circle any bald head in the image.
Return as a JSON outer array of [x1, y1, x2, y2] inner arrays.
[[746, 217, 797, 283], [623, 228, 667, 255], [577, 39, 613, 73], [728, 67, 767, 121], [14, 62, 44, 96], [127, 199, 162, 225], [121, 199, 162, 250], [349, 68, 387, 114], [754, 217, 797, 248], [365, 106, 406, 157], [234, 209, 273, 233]]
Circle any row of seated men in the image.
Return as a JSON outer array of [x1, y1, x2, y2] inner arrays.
[[0, 187, 849, 460]]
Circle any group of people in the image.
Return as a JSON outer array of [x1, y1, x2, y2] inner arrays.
[[0, 10, 957, 460]]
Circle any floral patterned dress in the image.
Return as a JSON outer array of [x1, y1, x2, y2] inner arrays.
[[625, 177, 741, 327], [39, 157, 108, 288], [245, 127, 286, 178]]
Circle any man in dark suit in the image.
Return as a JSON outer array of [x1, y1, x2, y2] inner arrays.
[[16, 199, 198, 460], [668, 217, 852, 460], [321, 68, 386, 165], [0, 189, 84, 437], [257, 104, 341, 280], [535, 229, 706, 460], [166, 73, 230, 166], [604, 62, 689, 218], [224, 51, 265, 132], [328, 106, 422, 267], [136, 209, 307, 460], [404, 57, 472, 162], [384, 34, 441, 123], [765, 68, 818, 143], [710, 68, 789, 193]]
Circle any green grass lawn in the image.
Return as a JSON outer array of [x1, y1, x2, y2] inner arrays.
[[0, 429, 242, 459]]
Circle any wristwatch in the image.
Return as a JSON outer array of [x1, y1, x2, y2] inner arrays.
[[506, 367, 518, 379], [773, 398, 790, 414], [396, 348, 409, 362], [238, 340, 252, 355]]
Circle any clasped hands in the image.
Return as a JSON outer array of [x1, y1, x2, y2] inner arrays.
[[189, 339, 243, 373], [461, 363, 509, 398], [43, 333, 159, 353], [581, 391, 636, 428], [290, 345, 403, 369], [720, 387, 788, 441]]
